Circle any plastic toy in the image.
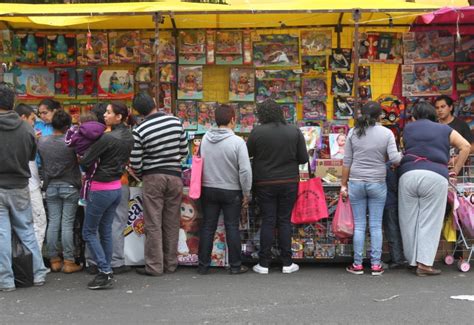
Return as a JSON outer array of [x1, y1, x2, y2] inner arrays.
[[176, 100, 198, 130], [238, 103, 257, 133], [402, 63, 452, 97], [15, 33, 45, 65], [330, 48, 352, 71], [0, 30, 13, 62], [303, 99, 327, 120], [376, 94, 404, 123], [159, 64, 176, 83], [333, 96, 354, 119], [331, 72, 354, 96], [197, 102, 217, 132], [403, 31, 454, 64], [280, 103, 296, 124], [302, 55, 327, 74], [77, 32, 108, 65], [54, 68, 76, 98], [178, 66, 203, 100], [14, 67, 54, 99], [47, 34, 76, 66], [77, 68, 97, 99], [302, 77, 327, 99], [229, 68, 255, 102], [456, 65, 474, 92]]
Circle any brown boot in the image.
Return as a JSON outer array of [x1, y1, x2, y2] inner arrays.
[[63, 260, 83, 274], [50, 257, 63, 272]]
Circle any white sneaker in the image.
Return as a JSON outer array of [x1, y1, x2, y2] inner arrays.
[[282, 263, 299, 274], [252, 264, 269, 274]]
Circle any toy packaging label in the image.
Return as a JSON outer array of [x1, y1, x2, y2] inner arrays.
[[456, 65, 474, 92], [237, 103, 257, 133], [403, 31, 454, 64], [179, 30, 206, 65], [76, 32, 108, 66], [76, 67, 98, 99], [0, 30, 14, 62], [358, 65, 371, 82], [314, 159, 343, 179], [255, 69, 300, 103], [229, 68, 255, 102], [303, 99, 326, 120], [329, 133, 346, 159], [13, 67, 54, 98], [109, 31, 140, 64], [402, 64, 453, 97], [302, 55, 327, 74], [160, 64, 176, 83], [197, 102, 217, 132], [46, 33, 76, 67], [457, 93, 474, 117], [302, 77, 327, 99], [330, 48, 352, 71], [98, 69, 134, 99], [359, 32, 403, 64], [253, 34, 300, 68], [177, 194, 202, 266], [54, 68, 76, 99], [15, 33, 46, 65], [301, 30, 332, 56], [178, 65, 203, 100], [455, 35, 474, 62], [216, 31, 243, 65], [331, 72, 354, 96], [333, 96, 355, 119], [176, 100, 198, 130], [280, 103, 296, 124]]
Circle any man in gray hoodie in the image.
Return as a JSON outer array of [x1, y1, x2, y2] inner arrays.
[[198, 104, 252, 275], [0, 83, 48, 292]]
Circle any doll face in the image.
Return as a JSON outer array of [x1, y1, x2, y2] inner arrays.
[[336, 134, 346, 147], [185, 73, 196, 83], [180, 199, 196, 221], [199, 104, 208, 113]]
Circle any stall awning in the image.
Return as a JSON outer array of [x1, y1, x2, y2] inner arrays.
[[0, 0, 443, 30], [412, 6, 474, 33]]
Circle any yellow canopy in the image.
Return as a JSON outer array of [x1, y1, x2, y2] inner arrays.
[[0, 0, 445, 30]]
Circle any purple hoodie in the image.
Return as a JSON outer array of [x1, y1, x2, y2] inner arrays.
[[65, 121, 106, 156]]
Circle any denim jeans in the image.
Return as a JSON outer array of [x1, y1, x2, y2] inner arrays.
[[348, 181, 387, 266], [256, 183, 298, 267], [0, 187, 47, 289], [45, 185, 79, 261], [82, 189, 122, 273], [383, 206, 405, 264], [198, 187, 243, 271]]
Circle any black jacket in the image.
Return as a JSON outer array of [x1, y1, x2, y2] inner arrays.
[[0, 111, 36, 189], [80, 124, 134, 183], [247, 122, 308, 182]]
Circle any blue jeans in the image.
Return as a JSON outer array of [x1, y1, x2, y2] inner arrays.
[[348, 181, 387, 266], [82, 189, 122, 273], [45, 185, 79, 261], [0, 187, 47, 289]]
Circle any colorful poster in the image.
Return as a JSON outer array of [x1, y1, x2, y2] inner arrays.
[[455, 35, 474, 62], [108, 31, 140, 64], [216, 31, 243, 65], [359, 32, 403, 64], [54, 68, 76, 99], [457, 93, 474, 117], [76, 67, 98, 99], [329, 133, 347, 159], [402, 64, 452, 97], [333, 96, 355, 119], [280, 103, 296, 124], [0, 30, 13, 62], [253, 34, 300, 68], [301, 30, 332, 56], [176, 100, 198, 130], [302, 55, 327, 74], [303, 99, 327, 120], [179, 30, 206, 65], [302, 77, 327, 99], [178, 65, 203, 100], [229, 68, 255, 102], [331, 72, 354, 96], [98, 69, 134, 99], [46, 34, 76, 67], [456, 65, 474, 92], [255, 69, 300, 103], [330, 49, 352, 71], [197, 102, 217, 132], [403, 31, 454, 64], [237, 103, 257, 133], [76, 32, 108, 66], [160, 64, 176, 83], [13, 67, 54, 99], [15, 33, 46, 65]]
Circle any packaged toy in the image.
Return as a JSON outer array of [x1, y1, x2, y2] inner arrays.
[[330, 48, 352, 71], [178, 65, 203, 100], [331, 72, 354, 96], [176, 100, 198, 130], [455, 35, 474, 62], [179, 30, 206, 65], [0, 30, 14, 62], [76, 32, 108, 65], [98, 69, 134, 99], [359, 32, 403, 64], [46, 33, 76, 66], [302, 77, 327, 99], [333, 96, 355, 119], [197, 102, 217, 132], [109, 31, 140, 64], [237, 103, 257, 133], [215, 31, 243, 65], [76, 67, 98, 99], [255, 69, 300, 103], [229, 68, 255, 102], [456, 65, 474, 92], [160, 64, 176, 83], [303, 99, 327, 120], [302, 55, 327, 74], [300, 30, 332, 56], [54, 68, 76, 99], [13, 66, 54, 99], [253, 33, 300, 68], [402, 63, 452, 97], [403, 31, 454, 64], [15, 33, 46, 65]]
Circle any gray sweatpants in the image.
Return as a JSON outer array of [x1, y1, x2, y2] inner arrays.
[[399, 170, 448, 267]]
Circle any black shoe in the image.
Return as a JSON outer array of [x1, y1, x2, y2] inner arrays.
[[112, 265, 131, 274], [230, 265, 249, 275], [135, 267, 161, 277], [388, 262, 407, 270], [88, 272, 114, 290], [85, 265, 99, 275], [197, 266, 209, 275]]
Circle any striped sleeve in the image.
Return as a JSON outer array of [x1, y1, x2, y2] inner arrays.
[[130, 128, 144, 174], [179, 126, 188, 159]]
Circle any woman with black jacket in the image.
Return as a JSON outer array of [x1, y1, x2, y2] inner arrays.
[[80, 101, 134, 290]]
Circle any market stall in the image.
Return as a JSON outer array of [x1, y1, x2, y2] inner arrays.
[[1, 1, 471, 266]]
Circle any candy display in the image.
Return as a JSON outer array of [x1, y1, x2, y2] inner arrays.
[[229, 68, 255, 102], [253, 34, 299, 68]]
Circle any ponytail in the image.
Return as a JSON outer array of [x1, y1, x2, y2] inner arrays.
[[354, 101, 382, 138]]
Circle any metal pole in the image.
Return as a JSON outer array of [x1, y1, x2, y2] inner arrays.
[[154, 12, 161, 109], [352, 9, 361, 115]]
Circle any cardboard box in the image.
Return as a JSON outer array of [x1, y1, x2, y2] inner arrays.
[[315, 159, 343, 180]]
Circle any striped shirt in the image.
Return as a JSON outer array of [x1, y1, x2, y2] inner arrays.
[[130, 113, 188, 176]]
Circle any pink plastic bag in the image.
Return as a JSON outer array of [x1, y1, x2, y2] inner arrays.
[[189, 155, 203, 200], [332, 194, 354, 239], [291, 177, 328, 224]]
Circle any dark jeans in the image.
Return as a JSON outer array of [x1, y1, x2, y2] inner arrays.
[[383, 206, 405, 264], [256, 183, 298, 267], [198, 187, 243, 271]]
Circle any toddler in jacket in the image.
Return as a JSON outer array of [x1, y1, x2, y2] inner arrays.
[[65, 113, 106, 205]]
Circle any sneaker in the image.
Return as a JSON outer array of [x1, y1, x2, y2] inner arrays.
[[371, 264, 385, 276], [112, 265, 131, 274], [85, 264, 99, 275], [346, 264, 364, 275], [230, 265, 249, 275], [282, 263, 299, 274], [252, 264, 269, 274], [87, 272, 114, 290], [0, 287, 16, 292]]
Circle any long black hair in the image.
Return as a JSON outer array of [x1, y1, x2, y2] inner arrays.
[[354, 101, 382, 138]]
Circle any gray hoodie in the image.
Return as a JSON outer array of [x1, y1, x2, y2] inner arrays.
[[201, 128, 252, 195]]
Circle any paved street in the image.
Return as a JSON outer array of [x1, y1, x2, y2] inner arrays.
[[1, 264, 473, 324]]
